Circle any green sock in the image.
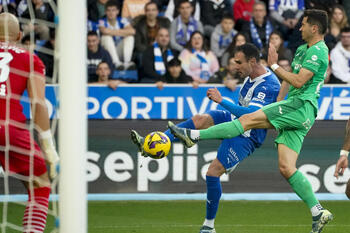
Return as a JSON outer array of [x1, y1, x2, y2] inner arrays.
[[288, 170, 319, 209], [199, 119, 244, 139]]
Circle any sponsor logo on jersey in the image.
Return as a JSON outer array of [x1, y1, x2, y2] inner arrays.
[[311, 55, 318, 61], [279, 106, 283, 115], [294, 64, 302, 70], [257, 92, 266, 100]]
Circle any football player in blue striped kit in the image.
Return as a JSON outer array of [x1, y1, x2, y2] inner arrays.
[[131, 43, 281, 233]]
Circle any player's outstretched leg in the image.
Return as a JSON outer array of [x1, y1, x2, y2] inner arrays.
[[130, 130, 148, 157], [168, 121, 197, 148], [310, 209, 333, 233]]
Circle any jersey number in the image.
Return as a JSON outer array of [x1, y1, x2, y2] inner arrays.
[[0, 52, 13, 82]]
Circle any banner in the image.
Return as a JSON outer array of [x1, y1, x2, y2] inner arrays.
[[86, 120, 349, 194], [22, 84, 350, 120]]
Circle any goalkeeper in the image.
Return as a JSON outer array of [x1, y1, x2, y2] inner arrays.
[[0, 13, 59, 233], [169, 9, 333, 233]]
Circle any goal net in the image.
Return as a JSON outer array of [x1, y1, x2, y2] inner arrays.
[[0, 1, 87, 233]]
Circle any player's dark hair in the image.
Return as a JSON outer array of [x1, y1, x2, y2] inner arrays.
[[234, 43, 260, 62], [87, 31, 98, 37], [341, 27, 350, 34], [304, 9, 328, 35], [105, 0, 120, 10], [168, 57, 182, 67]]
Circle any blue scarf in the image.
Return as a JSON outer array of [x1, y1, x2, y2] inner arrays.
[[103, 17, 124, 45], [154, 42, 174, 75], [249, 18, 273, 49], [192, 49, 210, 81], [219, 30, 236, 49], [176, 16, 197, 46]]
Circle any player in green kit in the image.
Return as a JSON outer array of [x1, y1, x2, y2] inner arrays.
[[168, 9, 333, 233]]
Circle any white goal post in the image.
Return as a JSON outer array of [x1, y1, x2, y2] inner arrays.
[[58, 0, 87, 233]]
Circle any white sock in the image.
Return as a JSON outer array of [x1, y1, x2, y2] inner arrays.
[[203, 218, 215, 228], [190, 130, 200, 141], [311, 203, 323, 217]]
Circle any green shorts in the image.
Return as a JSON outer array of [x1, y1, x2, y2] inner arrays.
[[262, 97, 317, 154]]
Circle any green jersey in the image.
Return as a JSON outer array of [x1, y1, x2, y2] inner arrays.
[[288, 40, 329, 109]]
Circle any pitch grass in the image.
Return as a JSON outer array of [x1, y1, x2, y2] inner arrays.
[[1, 200, 350, 233]]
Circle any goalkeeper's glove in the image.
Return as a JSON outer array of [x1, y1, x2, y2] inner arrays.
[[39, 130, 59, 179]]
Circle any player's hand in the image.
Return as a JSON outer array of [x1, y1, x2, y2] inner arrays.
[[268, 42, 278, 67], [40, 133, 60, 179], [334, 155, 348, 179], [43, 147, 59, 180], [207, 88, 222, 103]]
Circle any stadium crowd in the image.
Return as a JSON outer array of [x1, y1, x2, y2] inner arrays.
[[2, 0, 350, 88]]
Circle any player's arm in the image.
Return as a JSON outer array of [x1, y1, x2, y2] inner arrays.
[[27, 74, 50, 133], [207, 88, 259, 117], [268, 42, 314, 88], [27, 63, 59, 179], [334, 117, 350, 178], [272, 66, 313, 89], [276, 80, 290, 101]]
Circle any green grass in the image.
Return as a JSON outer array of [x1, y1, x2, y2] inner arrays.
[[1, 200, 350, 233]]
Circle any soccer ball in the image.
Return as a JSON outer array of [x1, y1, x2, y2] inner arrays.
[[143, 131, 171, 159]]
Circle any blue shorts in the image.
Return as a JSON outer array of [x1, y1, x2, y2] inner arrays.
[[207, 110, 256, 173]]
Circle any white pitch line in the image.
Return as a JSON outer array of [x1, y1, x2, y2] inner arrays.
[[90, 224, 350, 229]]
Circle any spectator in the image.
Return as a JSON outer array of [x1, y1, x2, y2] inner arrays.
[[269, 0, 304, 40], [99, 0, 136, 70], [241, 1, 274, 50], [157, 57, 196, 89], [305, 0, 337, 15], [20, 0, 55, 40], [141, 27, 178, 83], [329, 4, 349, 40], [95, 61, 112, 83], [37, 29, 55, 81], [221, 32, 247, 66], [133, 2, 171, 55], [122, 0, 150, 20], [200, 0, 232, 37], [288, 0, 338, 53], [90, 62, 125, 90], [179, 31, 219, 83], [87, 31, 115, 83], [208, 55, 241, 91], [170, 0, 203, 52], [233, 0, 255, 31], [88, 0, 108, 21], [0, 0, 17, 15], [277, 57, 291, 72], [263, 30, 293, 64], [165, 0, 200, 21], [330, 27, 350, 84], [21, 33, 37, 51], [210, 14, 237, 62]]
